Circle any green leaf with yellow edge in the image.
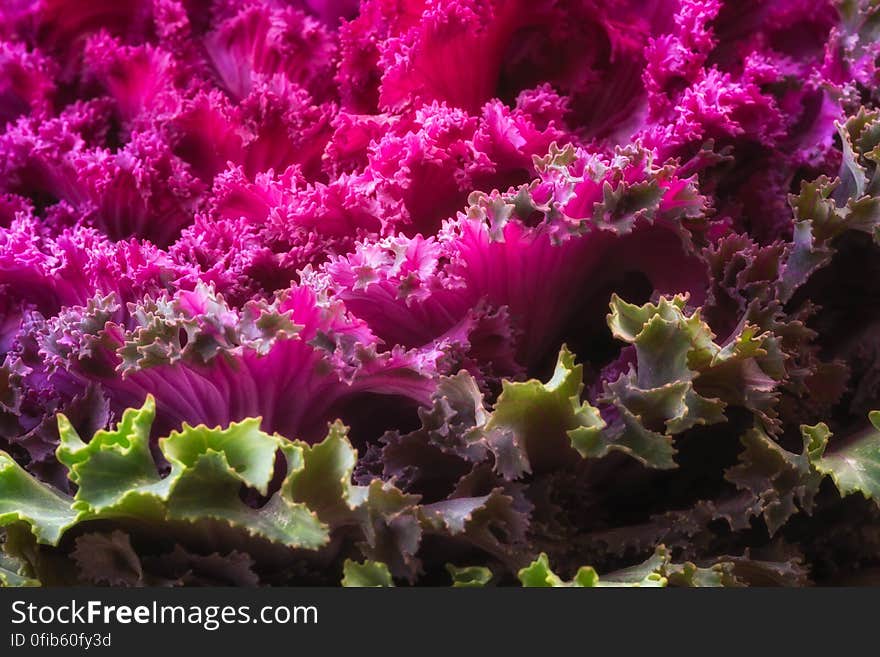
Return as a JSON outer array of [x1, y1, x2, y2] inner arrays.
[[518, 552, 653, 587], [57, 396, 170, 517], [0, 453, 78, 545], [342, 559, 395, 587], [156, 418, 329, 548], [517, 546, 739, 588], [805, 411, 880, 502], [3, 395, 333, 553], [518, 553, 568, 587], [446, 564, 492, 587], [161, 418, 279, 494], [487, 346, 605, 471], [606, 546, 739, 587], [163, 445, 328, 550], [284, 420, 359, 524]]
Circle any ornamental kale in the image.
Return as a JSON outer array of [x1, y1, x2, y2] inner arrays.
[[2, 0, 880, 587]]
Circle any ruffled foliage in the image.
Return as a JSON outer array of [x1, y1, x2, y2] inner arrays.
[[2, 0, 880, 586]]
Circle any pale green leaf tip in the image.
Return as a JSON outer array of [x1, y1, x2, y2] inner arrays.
[[518, 552, 558, 587], [573, 566, 599, 587], [446, 564, 492, 588], [342, 559, 394, 587]]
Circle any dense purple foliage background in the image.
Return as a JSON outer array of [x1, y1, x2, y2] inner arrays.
[[2, 0, 880, 586]]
